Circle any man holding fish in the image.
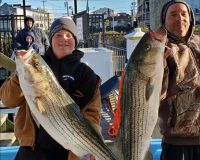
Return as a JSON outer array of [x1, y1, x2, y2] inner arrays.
[[112, 1, 199, 160], [0, 17, 103, 160], [0, 0, 199, 160], [159, 0, 200, 160]]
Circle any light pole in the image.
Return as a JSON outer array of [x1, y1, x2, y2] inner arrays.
[[112, 11, 114, 32], [69, 6, 73, 15], [41, 0, 47, 29], [131, 1, 137, 27], [74, 0, 77, 14], [64, 0, 69, 16]]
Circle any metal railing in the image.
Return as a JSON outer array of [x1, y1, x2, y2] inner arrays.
[[104, 44, 127, 76]]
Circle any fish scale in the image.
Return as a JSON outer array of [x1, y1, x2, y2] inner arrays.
[[39, 86, 112, 160], [124, 78, 149, 159], [15, 49, 117, 160]]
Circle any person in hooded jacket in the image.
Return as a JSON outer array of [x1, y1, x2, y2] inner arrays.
[[13, 16, 49, 55], [0, 16, 101, 160], [159, 0, 200, 160], [17, 31, 44, 55]]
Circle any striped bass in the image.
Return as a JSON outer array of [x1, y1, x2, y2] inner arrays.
[[14, 49, 117, 160], [116, 28, 167, 160]]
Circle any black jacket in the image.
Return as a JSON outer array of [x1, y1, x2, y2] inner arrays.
[[43, 48, 100, 109]]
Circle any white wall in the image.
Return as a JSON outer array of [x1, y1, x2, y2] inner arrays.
[[79, 48, 113, 83]]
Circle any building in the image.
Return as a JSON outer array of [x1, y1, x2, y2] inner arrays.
[[91, 8, 132, 32], [92, 7, 114, 17], [0, 3, 54, 30], [107, 12, 132, 32], [137, 0, 150, 28], [186, 0, 200, 24]]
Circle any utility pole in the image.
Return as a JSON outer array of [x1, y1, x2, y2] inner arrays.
[[64, 0, 69, 16], [112, 11, 114, 32], [23, 0, 26, 18], [74, 0, 77, 14], [41, 0, 47, 29], [86, 0, 89, 13], [69, 6, 73, 15], [112, 10, 115, 32]]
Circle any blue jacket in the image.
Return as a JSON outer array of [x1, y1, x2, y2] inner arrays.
[[13, 18, 49, 55], [17, 31, 43, 55]]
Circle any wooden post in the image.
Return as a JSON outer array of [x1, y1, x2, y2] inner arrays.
[[150, 0, 168, 30]]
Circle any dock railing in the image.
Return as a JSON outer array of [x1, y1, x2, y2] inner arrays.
[[103, 44, 127, 76]]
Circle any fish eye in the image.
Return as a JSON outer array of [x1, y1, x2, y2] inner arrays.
[[143, 44, 151, 51]]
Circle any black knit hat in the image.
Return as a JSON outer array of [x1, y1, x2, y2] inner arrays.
[[49, 16, 79, 47], [160, 0, 195, 26]]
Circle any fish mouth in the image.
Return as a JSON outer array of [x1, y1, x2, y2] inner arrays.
[[15, 49, 41, 70], [150, 27, 167, 44]]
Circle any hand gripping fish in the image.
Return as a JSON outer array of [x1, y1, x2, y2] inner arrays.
[[14, 49, 117, 160], [114, 27, 167, 160]]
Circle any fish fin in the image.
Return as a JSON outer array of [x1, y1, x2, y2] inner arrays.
[[146, 79, 154, 101], [35, 98, 46, 114], [144, 147, 153, 160]]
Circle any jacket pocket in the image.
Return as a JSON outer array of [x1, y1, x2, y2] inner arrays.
[[168, 89, 200, 137]]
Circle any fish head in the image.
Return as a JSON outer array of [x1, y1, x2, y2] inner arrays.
[[128, 27, 167, 78], [15, 49, 51, 97]]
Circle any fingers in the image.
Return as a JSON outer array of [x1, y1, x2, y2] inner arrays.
[[15, 50, 27, 56]]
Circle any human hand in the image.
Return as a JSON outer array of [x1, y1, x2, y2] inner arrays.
[[15, 50, 28, 76], [15, 49, 50, 98], [81, 154, 96, 160], [15, 50, 30, 60], [88, 154, 96, 160]]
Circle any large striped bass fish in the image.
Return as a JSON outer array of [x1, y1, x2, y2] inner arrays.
[[14, 49, 117, 160], [115, 27, 167, 160]]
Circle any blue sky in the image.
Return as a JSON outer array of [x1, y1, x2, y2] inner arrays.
[[2, 0, 135, 17]]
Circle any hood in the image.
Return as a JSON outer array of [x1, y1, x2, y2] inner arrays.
[[160, 0, 195, 41], [24, 16, 34, 27], [24, 31, 35, 42]]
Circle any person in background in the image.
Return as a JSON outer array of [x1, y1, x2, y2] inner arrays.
[[0, 16, 101, 160], [17, 31, 43, 55], [13, 16, 49, 55], [159, 0, 200, 160]]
